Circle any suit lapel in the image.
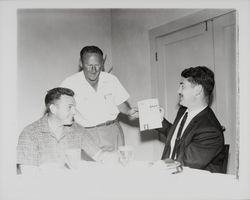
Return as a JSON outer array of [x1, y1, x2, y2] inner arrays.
[[162, 107, 187, 158], [181, 106, 209, 139]]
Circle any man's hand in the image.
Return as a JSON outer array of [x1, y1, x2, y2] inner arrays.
[[127, 107, 139, 120], [118, 101, 138, 121], [159, 107, 165, 122]]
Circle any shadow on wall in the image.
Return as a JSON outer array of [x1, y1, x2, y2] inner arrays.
[[118, 113, 162, 142]]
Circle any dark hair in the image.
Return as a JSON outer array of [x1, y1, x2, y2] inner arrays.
[[181, 66, 215, 100], [44, 87, 74, 114], [80, 46, 103, 62]]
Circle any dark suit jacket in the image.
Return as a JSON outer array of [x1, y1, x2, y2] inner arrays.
[[158, 106, 225, 173]]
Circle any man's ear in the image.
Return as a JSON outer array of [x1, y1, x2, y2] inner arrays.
[[103, 54, 107, 65], [101, 55, 106, 72], [79, 58, 83, 70], [49, 104, 57, 115], [195, 84, 203, 96]]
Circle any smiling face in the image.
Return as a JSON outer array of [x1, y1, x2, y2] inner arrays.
[[82, 53, 103, 86], [52, 95, 76, 125], [177, 77, 198, 108]]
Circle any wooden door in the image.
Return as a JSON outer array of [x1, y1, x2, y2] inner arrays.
[[156, 20, 215, 122]]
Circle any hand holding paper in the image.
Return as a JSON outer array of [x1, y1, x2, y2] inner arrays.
[[127, 107, 139, 120], [137, 98, 163, 131]]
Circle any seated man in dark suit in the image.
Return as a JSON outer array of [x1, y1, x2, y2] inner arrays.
[[158, 66, 224, 173]]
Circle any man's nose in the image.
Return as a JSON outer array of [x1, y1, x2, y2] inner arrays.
[[90, 66, 97, 73], [71, 107, 77, 115], [177, 86, 181, 94]]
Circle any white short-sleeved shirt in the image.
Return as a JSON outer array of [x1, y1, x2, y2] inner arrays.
[[61, 71, 129, 127]]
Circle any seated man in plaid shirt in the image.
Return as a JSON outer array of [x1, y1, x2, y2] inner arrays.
[[17, 87, 118, 174]]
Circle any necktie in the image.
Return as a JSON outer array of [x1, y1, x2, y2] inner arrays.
[[171, 112, 188, 160]]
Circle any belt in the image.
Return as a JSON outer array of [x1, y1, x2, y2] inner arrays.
[[86, 119, 117, 128]]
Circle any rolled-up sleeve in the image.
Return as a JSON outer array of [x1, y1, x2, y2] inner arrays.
[[111, 75, 129, 106]]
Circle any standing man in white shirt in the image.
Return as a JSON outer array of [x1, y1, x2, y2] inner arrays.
[[61, 46, 137, 152]]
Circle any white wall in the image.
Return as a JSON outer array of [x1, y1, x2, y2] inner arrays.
[[111, 9, 200, 161], [17, 9, 112, 133]]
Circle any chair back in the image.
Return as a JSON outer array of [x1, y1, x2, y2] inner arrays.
[[221, 144, 230, 173], [220, 126, 229, 173], [211, 144, 229, 173]]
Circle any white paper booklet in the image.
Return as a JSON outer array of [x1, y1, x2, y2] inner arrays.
[[137, 98, 162, 131]]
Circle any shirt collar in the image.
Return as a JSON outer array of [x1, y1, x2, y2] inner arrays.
[[40, 114, 75, 141], [39, 114, 51, 133]]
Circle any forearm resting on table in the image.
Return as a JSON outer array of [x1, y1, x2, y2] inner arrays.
[[92, 150, 119, 163]]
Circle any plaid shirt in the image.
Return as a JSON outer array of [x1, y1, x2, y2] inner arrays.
[[17, 115, 100, 166]]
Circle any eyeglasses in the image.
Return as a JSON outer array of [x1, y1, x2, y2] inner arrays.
[[84, 64, 102, 71]]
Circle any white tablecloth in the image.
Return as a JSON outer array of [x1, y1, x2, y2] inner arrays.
[[4, 161, 241, 200]]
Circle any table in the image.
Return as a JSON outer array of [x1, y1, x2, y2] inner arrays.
[[4, 161, 241, 200]]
